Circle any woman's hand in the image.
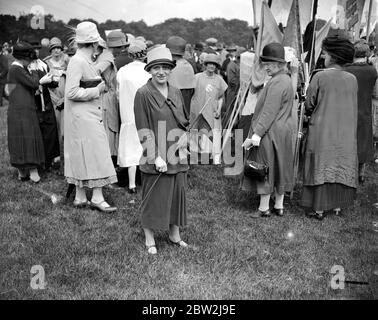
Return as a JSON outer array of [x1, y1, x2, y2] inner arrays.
[[96, 81, 106, 94], [242, 134, 261, 150], [155, 156, 168, 173], [39, 73, 53, 85]]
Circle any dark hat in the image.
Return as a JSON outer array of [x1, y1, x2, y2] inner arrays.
[[13, 41, 37, 60], [322, 35, 354, 64], [23, 35, 42, 49], [194, 43, 204, 51], [260, 42, 286, 63], [166, 36, 186, 56]]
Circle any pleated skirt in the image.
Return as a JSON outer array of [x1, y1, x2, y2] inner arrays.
[[141, 172, 187, 230], [300, 183, 356, 211]]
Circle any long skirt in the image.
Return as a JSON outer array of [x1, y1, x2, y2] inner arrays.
[[8, 106, 45, 170], [37, 109, 60, 167], [300, 183, 356, 211], [141, 172, 187, 230]]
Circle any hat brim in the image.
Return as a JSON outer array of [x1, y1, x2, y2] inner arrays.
[[49, 45, 63, 52], [145, 59, 176, 71], [260, 55, 286, 63], [203, 61, 220, 68]]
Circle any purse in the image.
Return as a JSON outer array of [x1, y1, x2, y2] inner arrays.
[[244, 159, 269, 181]]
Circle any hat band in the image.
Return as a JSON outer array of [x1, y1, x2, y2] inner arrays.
[[145, 59, 175, 71], [260, 55, 286, 63]]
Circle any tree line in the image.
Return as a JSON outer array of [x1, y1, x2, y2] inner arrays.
[[0, 14, 256, 47]]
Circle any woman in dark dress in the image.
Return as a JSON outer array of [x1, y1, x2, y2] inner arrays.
[[7, 42, 46, 182], [300, 35, 358, 220], [344, 39, 378, 183], [134, 46, 189, 255]]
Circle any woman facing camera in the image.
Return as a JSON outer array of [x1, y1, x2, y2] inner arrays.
[[134, 46, 190, 255], [242, 43, 295, 218], [64, 22, 117, 212]]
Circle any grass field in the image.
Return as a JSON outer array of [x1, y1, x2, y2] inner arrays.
[[0, 102, 377, 300]]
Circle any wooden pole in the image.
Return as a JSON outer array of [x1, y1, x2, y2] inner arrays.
[[366, 0, 373, 39]]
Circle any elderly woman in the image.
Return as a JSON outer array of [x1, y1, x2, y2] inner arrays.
[[344, 40, 378, 184], [134, 46, 189, 255], [64, 21, 117, 212], [242, 42, 295, 217], [7, 41, 46, 182], [190, 53, 228, 165], [300, 35, 358, 220]]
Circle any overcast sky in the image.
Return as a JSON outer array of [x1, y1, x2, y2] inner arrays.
[[0, 0, 339, 26]]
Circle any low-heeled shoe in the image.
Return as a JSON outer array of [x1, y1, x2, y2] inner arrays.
[[90, 201, 117, 213]]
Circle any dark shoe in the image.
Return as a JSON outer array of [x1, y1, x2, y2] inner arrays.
[[128, 187, 137, 194], [73, 199, 90, 208], [308, 211, 325, 220], [169, 238, 188, 248], [272, 208, 284, 216], [89, 201, 117, 213], [249, 209, 271, 217], [18, 175, 30, 182]]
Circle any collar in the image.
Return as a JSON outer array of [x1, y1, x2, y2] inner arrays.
[[146, 79, 179, 108], [12, 61, 24, 68]]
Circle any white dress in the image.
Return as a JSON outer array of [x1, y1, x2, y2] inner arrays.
[[117, 60, 151, 167]]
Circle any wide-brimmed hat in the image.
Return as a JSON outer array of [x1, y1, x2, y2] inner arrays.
[[49, 37, 63, 52], [203, 53, 221, 68], [75, 21, 101, 44], [166, 36, 186, 56], [128, 39, 147, 60], [106, 30, 127, 48], [206, 37, 218, 45], [13, 41, 36, 60], [260, 42, 286, 63], [144, 45, 176, 71]]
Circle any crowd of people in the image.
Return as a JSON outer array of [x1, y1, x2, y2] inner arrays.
[[1, 20, 377, 254]]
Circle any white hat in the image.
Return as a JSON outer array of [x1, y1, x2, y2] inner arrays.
[[75, 21, 101, 44], [145, 46, 176, 71]]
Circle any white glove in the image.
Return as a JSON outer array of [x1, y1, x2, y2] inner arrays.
[[155, 156, 167, 173], [39, 73, 53, 85], [251, 133, 261, 147], [242, 138, 253, 150]]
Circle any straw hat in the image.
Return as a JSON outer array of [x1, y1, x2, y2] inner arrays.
[[75, 21, 101, 44], [128, 39, 147, 60], [203, 53, 221, 68], [144, 45, 176, 71]]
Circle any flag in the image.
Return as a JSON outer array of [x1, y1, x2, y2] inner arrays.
[[283, 0, 303, 59], [251, 0, 283, 88], [313, 18, 332, 68]]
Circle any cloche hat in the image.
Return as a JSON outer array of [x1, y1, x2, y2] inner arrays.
[[75, 21, 101, 44], [166, 36, 186, 56], [49, 37, 63, 52], [106, 30, 127, 48], [203, 53, 221, 68], [144, 45, 176, 71]]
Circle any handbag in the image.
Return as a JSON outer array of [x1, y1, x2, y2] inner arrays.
[[244, 159, 269, 181]]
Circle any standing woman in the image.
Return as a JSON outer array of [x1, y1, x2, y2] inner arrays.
[[190, 53, 228, 165], [7, 41, 46, 182], [344, 40, 377, 183], [64, 21, 117, 212], [117, 40, 151, 194], [134, 46, 189, 255], [300, 35, 358, 220], [242, 43, 295, 217]]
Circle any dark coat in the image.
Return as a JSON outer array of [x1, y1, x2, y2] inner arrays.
[[344, 63, 378, 163], [134, 79, 189, 175], [303, 68, 358, 188], [7, 63, 45, 169], [242, 71, 295, 195]]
